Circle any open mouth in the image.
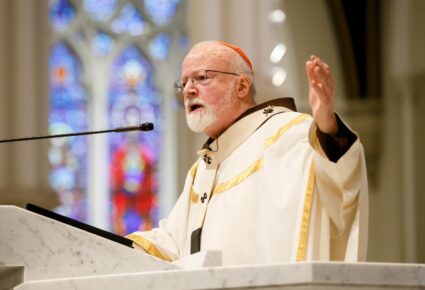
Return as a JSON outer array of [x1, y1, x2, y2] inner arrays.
[[189, 103, 204, 113]]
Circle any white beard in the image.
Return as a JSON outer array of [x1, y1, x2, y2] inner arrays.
[[185, 99, 217, 133], [185, 83, 237, 134]]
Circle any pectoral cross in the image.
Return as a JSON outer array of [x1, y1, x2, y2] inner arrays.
[[202, 153, 212, 165]]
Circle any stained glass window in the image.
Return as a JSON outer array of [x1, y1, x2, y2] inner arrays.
[[144, 0, 179, 26], [48, 0, 187, 233], [111, 4, 146, 35], [83, 0, 116, 21], [48, 43, 88, 220], [92, 32, 115, 57], [109, 46, 161, 233], [49, 0, 76, 31], [149, 33, 171, 60]]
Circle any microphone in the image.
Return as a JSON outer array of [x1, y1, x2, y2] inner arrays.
[[114, 122, 154, 132], [0, 122, 154, 143]]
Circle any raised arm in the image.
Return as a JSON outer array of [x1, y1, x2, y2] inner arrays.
[[306, 55, 338, 136]]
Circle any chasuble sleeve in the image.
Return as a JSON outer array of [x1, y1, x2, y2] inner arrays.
[[315, 114, 358, 162], [308, 118, 367, 238], [126, 169, 195, 261]]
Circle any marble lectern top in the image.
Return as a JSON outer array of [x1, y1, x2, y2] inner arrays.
[[0, 205, 176, 285]]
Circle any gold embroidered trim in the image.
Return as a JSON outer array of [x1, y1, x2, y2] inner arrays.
[[296, 161, 315, 261], [126, 234, 172, 262], [190, 161, 198, 178], [264, 114, 309, 148], [212, 158, 264, 196], [190, 187, 199, 203], [189, 161, 199, 203], [210, 115, 309, 196]]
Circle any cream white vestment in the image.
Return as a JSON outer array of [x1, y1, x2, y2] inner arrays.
[[127, 101, 368, 266]]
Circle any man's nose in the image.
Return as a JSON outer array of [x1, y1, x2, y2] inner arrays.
[[183, 79, 197, 97]]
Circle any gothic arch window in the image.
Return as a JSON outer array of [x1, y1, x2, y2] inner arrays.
[[48, 0, 187, 234]]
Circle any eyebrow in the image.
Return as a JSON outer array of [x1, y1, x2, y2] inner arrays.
[[180, 69, 201, 79]]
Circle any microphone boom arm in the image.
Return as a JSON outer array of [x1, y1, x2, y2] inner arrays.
[[0, 122, 154, 143]]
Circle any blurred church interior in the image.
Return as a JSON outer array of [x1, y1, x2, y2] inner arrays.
[[0, 0, 424, 263]]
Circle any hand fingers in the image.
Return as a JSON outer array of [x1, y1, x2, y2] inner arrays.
[[313, 66, 333, 96], [308, 66, 332, 98], [307, 55, 332, 76], [311, 55, 330, 71], [306, 55, 335, 94], [306, 58, 329, 84], [311, 56, 334, 85]]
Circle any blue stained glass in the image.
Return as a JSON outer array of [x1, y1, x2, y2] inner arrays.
[[123, 210, 142, 233], [50, 167, 75, 190], [48, 0, 186, 234], [109, 47, 153, 98], [49, 42, 88, 222], [49, 44, 86, 106], [49, 0, 76, 31], [144, 0, 178, 26], [149, 33, 170, 60], [83, 0, 117, 21], [111, 4, 145, 36], [92, 32, 115, 57]]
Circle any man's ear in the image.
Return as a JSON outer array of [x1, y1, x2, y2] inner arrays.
[[236, 76, 252, 99]]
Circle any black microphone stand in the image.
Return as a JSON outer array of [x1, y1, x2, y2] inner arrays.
[[0, 122, 154, 143]]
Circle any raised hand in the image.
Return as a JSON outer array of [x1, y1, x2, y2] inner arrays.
[[306, 55, 338, 136]]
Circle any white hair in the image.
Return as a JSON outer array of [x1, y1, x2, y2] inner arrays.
[[190, 41, 257, 96], [231, 52, 256, 96]]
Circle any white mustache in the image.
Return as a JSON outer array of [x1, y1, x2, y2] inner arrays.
[[185, 98, 206, 112]]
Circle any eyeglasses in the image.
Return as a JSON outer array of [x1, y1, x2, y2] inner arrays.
[[174, 69, 241, 94]]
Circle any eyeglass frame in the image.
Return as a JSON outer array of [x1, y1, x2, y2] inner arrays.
[[174, 69, 241, 94]]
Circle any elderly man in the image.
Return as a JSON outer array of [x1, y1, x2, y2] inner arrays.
[[127, 41, 368, 265]]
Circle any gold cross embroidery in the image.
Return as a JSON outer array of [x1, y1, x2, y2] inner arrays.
[[263, 105, 274, 116]]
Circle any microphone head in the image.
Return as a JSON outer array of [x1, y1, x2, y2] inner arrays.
[[139, 122, 154, 131]]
